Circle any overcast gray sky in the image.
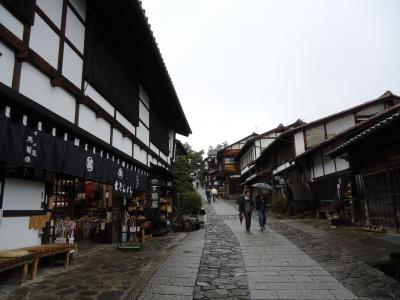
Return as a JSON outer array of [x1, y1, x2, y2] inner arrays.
[[141, 0, 400, 154]]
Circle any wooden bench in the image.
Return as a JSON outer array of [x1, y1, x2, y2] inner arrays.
[[23, 243, 75, 280], [0, 252, 34, 284]]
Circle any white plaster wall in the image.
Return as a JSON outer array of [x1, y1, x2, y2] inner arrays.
[[30, 14, 60, 68], [20, 63, 76, 123], [65, 6, 85, 53], [136, 121, 149, 146], [150, 143, 159, 155], [78, 104, 110, 143], [84, 83, 114, 116], [62, 42, 82, 88], [116, 111, 136, 135], [112, 128, 132, 156], [0, 178, 44, 250], [326, 114, 355, 137], [36, 0, 63, 28], [260, 138, 274, 149], [335, 157, 349, 172], [160, 151, 168, 162], [169, 130, 175, 159], [313, 153, 324, 178], [134, 144, 147, 165], [69, 0, 86, 20], [0, 41, 14, 87], [139, 101, 149, 127], [357, 103, 385, 116], [0, 217, 41, 250], [0, 4, 24, 40], [139, 86, 150, 108], [294, 132, 305, 156], [322, 149, 336, 175], [3, 178, 44, 210]]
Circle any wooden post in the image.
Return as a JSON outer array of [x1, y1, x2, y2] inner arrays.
[[20, 263, 29, 284], [32, 258, 39, 280], [64, 251, 70, 268]]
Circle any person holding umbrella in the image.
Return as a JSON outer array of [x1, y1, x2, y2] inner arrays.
[[239, 189, 255, 233], [255, 190, 267, 231]]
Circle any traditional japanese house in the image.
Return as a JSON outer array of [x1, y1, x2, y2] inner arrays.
[[328, 104, 400, 232], [0, 0, 191, 251], [204, 149, 219, 187], [237, 120, 305, 189], [252, 92, 399, 213], [217, 133, 257, 199]]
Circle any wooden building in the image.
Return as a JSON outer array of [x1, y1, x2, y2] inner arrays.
[[204, 149, 219, 187], [0, 0, 191, 250], [217, 133, 257, 199], [328, 104, 400, 231], [237, 120, 305, 188], [252, 92, 399, 212]]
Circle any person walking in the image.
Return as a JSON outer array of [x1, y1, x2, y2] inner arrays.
[[211, 187, 218, 203], [255, 190, 267, 231], [239, 190, 254, 233], [205, 188, 211, 204]]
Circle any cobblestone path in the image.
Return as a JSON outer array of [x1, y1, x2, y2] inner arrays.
[[193, 202, 250, 299], [137, 229, 205, 300], [269, 220, 400, 300], [216, 199, 357, 300]]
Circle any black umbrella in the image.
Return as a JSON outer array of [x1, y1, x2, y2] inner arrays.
[[251, 182, 274, 190]]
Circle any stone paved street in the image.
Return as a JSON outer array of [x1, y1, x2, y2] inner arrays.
[[137, 229, 205, 300], [0, 232, 184, 300]]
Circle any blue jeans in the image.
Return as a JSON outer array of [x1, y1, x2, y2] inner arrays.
[[257, 209, 266, 227]]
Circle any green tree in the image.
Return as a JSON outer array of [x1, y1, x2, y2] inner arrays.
[[172, 155, 193, 194]]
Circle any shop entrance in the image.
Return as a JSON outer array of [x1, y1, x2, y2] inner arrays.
[[44, 177, 114, 254]]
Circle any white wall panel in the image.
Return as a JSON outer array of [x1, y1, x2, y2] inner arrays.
[[62, 43, 82, 88], [139, 101, 149, 126], [136, 121, 149, 146], [326, 114, 355, 137], [0, 41, 14, 87], [112, 128, 133, 156], [30, 14, 60, 68], [134, 144, 147, 165], [335, 157, 349, 172], [116, 111, 136, 135], [169, 130, 174, 158], [260, 138, 274, 149], [139, 86, 149, 108], [150, 143, 159, 155], [357, 104, 385, 116], [294, 132, 305, 156], [84, 83, 114, 116], [0, 217, 41, 250], [69, 0, 86, 20], [160, 151, 167, 163], [20, 63, 76, 122], [78, 105, 110, 143], [322, 149, 335, 175], [0, 4, 24, 39], [3, 178, 44, 210], [36, 0, 63, 28], [313, 153, 324, 178], [65, 6, 85, 53]]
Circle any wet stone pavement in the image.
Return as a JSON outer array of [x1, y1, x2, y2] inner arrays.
[[269, 220, 400, 300], [193, 202, 250, 300], [1, 232, 184, 300]]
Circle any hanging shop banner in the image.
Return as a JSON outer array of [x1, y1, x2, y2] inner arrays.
[[62, 142, 86, 177], [150, 178, 160, 208], [112, 165, 136, 197], [20, 127, 40, 168], [0, 117, 24, 163], [83, 151, 103, 183], [136, 173, 150, 192]]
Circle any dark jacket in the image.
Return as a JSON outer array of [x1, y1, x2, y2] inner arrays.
[[239, 195, 254, 213], [255, 194, 267, 211]]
